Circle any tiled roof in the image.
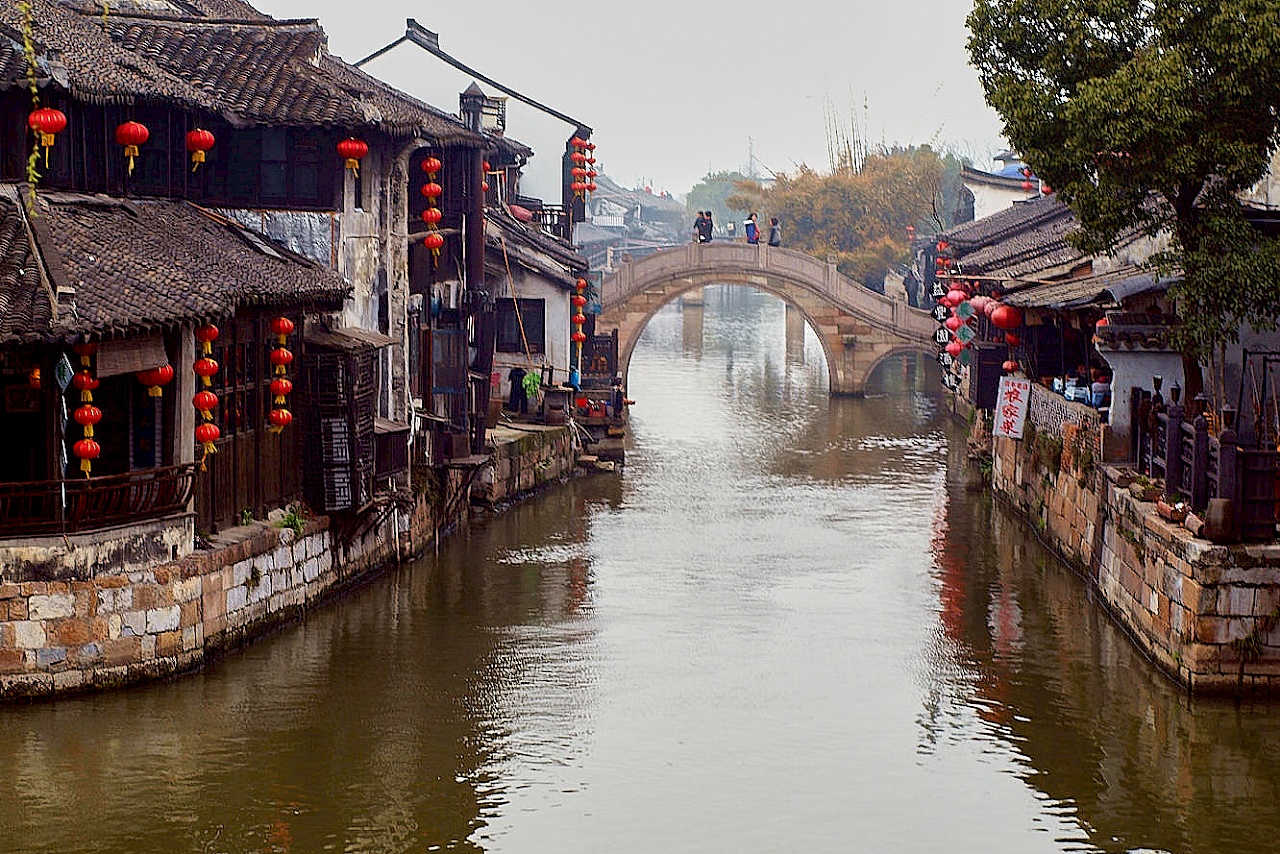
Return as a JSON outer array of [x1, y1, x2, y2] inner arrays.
[[486, 205, 586, 288], [0, 198, 54, 342], [936, 196, 1083, 278], [0, 186, 350, 343], [1002, 264, 1173, 309], [0, 1, 481, 143]]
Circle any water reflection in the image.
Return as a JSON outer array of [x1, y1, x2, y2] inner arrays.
[[2, 287, 1279, 853]]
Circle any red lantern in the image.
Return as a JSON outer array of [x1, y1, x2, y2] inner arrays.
[[969, 295, 989, 313], [337, 137, 368, 173], [587, 183, 597, 193], [945, 340, 963, 357], [192, 390, 219, 412], [270, 378, 293, 402], [194, 324, 219, 357], [585, 142, 596, 151], [73, 404, 102, 430], [115, 121, 149, 174], [570, 137, 587, 148], [421, 182, 443, 199], [195, 422, 221, 453], [270, 316, 295, 338], [946, 289, 967, 306], [983, 300, 999, 317], [571, 167, 587, 178], [570, 152, 587, 164], [571, 181, 587, 193], [136, 363, 174, 397], [572, 313, 587, 326], [944, 316, 963, 332], [423, 232, 445, 251], [481, 181, 490, 192], [571, 331, 587, 343], [483, 160, 492, 172], [269, 408, 293, 428], [990, 304, 1023, 331], [1041, 185, 1052, 195], [71, 370, 99, 393], [269, 347, 293, 369], [1095, 316, 1110, 328], [575, 277, 588, 291], [571, 294, 587, 308], [1004, 333, 1020, 346], [28, 107, 66, 164], [1002, 360, 1020, 372], [421, 156, 442, 174], [193, 357, 219, 378], [185, 128, 215, 170], [72, 438, 100, 475], [422, 207, 442, 225]]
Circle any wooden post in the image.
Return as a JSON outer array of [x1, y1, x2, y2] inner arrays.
[[1219, 417, 1241, 541]]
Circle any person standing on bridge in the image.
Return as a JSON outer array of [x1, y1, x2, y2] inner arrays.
[[768, 216, 782, 247], [744, 212, 760, 244], [702, 210, 714, 242], [692, 211, 706, 243]]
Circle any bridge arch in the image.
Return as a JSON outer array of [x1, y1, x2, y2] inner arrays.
[[597, 243, 938, 396]]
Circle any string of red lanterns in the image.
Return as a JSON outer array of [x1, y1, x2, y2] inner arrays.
[[571, 278, 588, 379], [421, 153, 445, 266], [192, 324, 220, 469], [569, 137, 596, 198], [71, 341, 100, 477], [268, 316, 294, 433]]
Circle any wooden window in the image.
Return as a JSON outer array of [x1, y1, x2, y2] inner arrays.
[[496, 298, 545, 354]]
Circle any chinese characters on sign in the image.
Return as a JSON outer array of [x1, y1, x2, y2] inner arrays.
[[993, 376, 1031, 438]]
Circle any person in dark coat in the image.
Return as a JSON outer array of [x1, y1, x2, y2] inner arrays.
[[767, 216, 782, 246], [508, 366, 528, 414], [744, 212, 760, 244]]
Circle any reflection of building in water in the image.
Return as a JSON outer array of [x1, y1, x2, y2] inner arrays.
[[923, 458, 1280, 854]]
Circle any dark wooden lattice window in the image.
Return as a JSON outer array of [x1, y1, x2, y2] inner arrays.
[[496, 298, 545, 354]]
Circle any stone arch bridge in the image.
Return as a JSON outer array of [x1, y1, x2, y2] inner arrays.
[[597, 242, 938, 395]]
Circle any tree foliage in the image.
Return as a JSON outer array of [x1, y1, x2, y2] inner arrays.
[[967, 0, 1280, 356], [717, 147, 970, 288], [686, 170, 752, 237]]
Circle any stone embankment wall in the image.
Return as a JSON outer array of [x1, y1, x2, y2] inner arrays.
[[991, 421, 1280, 695], [1, 428, 578, 701]]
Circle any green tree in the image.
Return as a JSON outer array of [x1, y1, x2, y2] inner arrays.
[[967, 0, 1280, 358]]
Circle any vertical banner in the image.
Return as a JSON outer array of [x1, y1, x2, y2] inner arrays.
[[993, 376, 1031, 439]]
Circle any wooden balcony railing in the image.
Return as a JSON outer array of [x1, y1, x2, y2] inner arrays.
[[0, 464, 197, 538]]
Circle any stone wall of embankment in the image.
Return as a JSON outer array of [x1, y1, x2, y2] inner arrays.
[[0, 426, 580, 701], [990, 417, 1280, 695]]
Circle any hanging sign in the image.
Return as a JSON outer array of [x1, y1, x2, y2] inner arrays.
[[942, 372, 961, 391], [937, 351, 954, 368], [933, 328, 950, 346], [931, 282, 947, 299], [931, 304, 949, 322], [956, 324, 977, 344], [993, 376, 1031, 439]]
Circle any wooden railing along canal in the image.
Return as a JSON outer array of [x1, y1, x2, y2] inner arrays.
[[0, 463, 197, 537]]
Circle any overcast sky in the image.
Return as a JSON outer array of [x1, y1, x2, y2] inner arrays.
[[254, 0, 1009, 200]]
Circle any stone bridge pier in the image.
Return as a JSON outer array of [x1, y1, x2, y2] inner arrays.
[[596, 243, 937, 396]]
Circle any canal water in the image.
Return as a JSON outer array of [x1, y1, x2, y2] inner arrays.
[[3, 286, 1280, 853]]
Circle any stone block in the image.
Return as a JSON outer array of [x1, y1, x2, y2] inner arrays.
[[92, 616, 109, 642], [133, 585, 158, 611], [35, 647, 67, 668], [0, 648, 25, 674], [12, 621, 45, 649], [179, 600, 200, 629], [121, 610, 145, 637], [102, 637, 140, 667], [146, 605, 181, 634], [20, 582, 47, 596], [52, 669, 84, 691], [175, 578, 202, 604], [156, 630, 181, 658], [108, 613, 121, 640], [141, 634, 156, 661], [55, 619, 91, 646], [1218, 586, 1256, 618], [46, 581, 69, 595], [73, 642, 103, 667], [182, 626, 200, 652], [0, 584, 20, 600], [96, 575, 128, 589], [28, 594, 74, 621], [225, 586, 248, 614], [153, 567, 171, 585]]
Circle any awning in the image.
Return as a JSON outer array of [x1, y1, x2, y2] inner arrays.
[[95, 334, 168, 377], [304, 326, 397, 352], [1003, 267, 1175, 309]]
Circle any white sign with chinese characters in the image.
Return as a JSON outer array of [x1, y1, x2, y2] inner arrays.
[[993, 376, 1031, 439]]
